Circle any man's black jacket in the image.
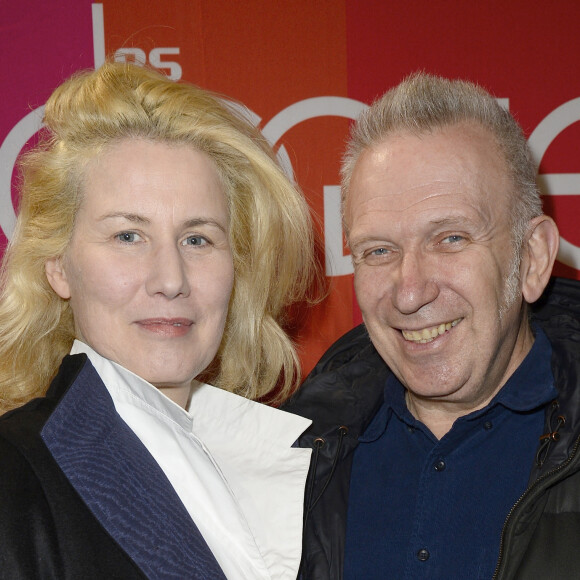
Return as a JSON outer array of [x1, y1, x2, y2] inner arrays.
[[283, 277, 580, 580]]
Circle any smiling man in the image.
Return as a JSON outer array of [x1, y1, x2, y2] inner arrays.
[[284, 74, 580, 579]]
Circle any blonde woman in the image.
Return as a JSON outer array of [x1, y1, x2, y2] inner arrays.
[[0, 62, 319, 579]]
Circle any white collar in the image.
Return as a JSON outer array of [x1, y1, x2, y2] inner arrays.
[[70, 340, 312, 579]]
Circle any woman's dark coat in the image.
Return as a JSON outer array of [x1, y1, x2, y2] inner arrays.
[[0, 354, 226, 579]]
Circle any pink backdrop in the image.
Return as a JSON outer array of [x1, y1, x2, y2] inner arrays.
[[2, 1, 579, 375]]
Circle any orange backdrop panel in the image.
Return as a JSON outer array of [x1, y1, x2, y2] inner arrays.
[[2, 1, 580, 380], [101, 0, 354, 374]]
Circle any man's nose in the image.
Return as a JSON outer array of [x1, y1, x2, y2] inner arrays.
[[391, 251, 439, 314]]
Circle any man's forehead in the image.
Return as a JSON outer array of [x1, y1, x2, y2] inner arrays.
[[351, 124, 509, 195], [345, 122, 514, 230], [363, 122, 503, 167]]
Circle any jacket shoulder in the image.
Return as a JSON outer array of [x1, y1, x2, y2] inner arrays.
[[0, 354, 148, 579], [531, 277, 580, 404], [531, 277, 580, 329], [0, 354, 87, 447], [284, 324, 388, 439], [304, 324, 378, 377], [0, 353, 86, 578], [0, 430, 65, 577]]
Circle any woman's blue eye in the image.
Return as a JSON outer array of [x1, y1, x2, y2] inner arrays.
[[117, 232, 137, 243], [184, 235, 207, 246]]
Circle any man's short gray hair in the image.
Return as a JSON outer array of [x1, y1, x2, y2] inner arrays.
[[340, 72, 543, 247]]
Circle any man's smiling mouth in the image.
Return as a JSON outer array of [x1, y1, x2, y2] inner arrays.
[[402, 318, 461, 343]]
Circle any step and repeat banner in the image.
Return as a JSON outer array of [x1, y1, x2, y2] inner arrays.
[[2, 1, 580, 375]]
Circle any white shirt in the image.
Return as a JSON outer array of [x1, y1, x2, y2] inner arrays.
[[70, 341, 312, 580]]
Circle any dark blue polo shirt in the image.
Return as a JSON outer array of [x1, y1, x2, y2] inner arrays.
[[344, 328, 556, 580]]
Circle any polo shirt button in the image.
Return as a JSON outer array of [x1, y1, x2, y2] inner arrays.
[[434, 459, 446, 472], [417, 548, 430, 561]]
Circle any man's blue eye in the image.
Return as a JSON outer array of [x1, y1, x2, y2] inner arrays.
[[443, 235, 463, 243]]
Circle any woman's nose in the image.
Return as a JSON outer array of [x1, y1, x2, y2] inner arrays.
[[145, 244, 190, 299]]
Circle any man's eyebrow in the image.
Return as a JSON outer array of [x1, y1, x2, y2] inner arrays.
[[347, 235, 392, 251], [428, 216, 475, 227]]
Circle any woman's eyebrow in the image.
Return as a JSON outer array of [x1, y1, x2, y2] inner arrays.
[[100, 213, 227, 233], [99, 212, 150, 224], [182, 218, 227, 233]]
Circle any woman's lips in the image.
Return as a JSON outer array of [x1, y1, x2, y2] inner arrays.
[[136, 318, 193, 337]]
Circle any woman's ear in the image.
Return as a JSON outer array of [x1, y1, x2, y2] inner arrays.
[[520, 215, 560, 304], [45, 257, 71, 299]]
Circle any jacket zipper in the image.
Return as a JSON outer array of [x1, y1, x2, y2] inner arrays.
[[492, 434, 580, 579]]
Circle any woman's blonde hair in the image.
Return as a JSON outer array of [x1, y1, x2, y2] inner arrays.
[[0, 62, 320, 412]]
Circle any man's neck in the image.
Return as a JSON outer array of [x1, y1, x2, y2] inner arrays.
[[405, 386, 504, 440], [405, 393, 458, 439], [404, 319, 536, 439]]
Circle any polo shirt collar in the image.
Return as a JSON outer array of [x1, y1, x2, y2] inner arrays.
[[360, 326, 556, 442]]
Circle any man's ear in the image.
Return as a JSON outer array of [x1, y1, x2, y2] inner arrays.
[[45, 257, 71, 299], [520, 215, 560, 304]]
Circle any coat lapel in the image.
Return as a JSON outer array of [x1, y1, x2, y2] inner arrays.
[[41, 355, 227, 580]]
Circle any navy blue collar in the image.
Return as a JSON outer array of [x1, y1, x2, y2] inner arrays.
[[41, 355, 227, 580]]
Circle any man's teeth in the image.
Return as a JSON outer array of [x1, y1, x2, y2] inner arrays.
[[402, 319, 460, 343]]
